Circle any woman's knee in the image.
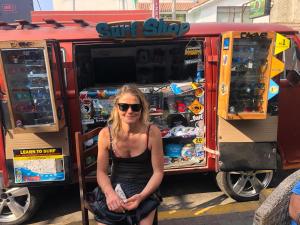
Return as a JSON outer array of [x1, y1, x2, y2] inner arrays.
[[140, 209, 157, 225]]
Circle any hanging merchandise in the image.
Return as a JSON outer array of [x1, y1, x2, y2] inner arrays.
[[92, 99, 113, 122], [97, 88, 119, 99], [81, 99, 94, 124], [170, 82, 200, 95], [188, 99, 204, 115], [194, 87, 204, 97], [145, 92, 164, 113]]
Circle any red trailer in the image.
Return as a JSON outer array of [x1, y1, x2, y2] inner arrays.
[[0, 18, 299, 224]]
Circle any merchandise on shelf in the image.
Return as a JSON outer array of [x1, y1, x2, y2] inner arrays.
[[1, 48, 55, 127], [79, 82, 206, 168]]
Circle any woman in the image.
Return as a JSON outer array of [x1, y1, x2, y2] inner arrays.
[[96, 85, 164, 225]]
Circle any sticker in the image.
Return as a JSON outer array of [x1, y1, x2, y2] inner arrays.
[[185, 46, 201, 56], [223, 55, 228, 65], [195, 87, 204, 97], [188, 99, 204, 115], [270, 56, 285, 78], [193, 137, 204, 144], [221, 83, 228, 95], [16, 120, 22, 127], [13, 148, 65, 183], [223, 38, 230, 50], [274, 33, 290, 55], [268, 79, 279, 100]]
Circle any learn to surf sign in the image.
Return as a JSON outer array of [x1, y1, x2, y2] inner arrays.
[[96, 18, 190, 39]]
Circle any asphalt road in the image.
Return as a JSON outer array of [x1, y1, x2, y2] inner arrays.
[[27, 170, 293, 225]]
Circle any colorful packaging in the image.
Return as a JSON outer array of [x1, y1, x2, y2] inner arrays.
[[81, 99, 94, 124], [164, 144, 183, 158], [181, 144, 195, 160]]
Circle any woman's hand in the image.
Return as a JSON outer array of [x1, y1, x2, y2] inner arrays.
[[123, 194, 143, 211], [106, 191, 125, 213]]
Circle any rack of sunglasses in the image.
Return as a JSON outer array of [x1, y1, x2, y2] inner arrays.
[[79, 82, 206, 168], [2, 49, 54, 127]]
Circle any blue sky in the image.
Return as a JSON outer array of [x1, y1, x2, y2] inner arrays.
[[33, 0, 53, 10]]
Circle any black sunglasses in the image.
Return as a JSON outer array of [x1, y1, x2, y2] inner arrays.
[[118, 103, 142, 112]]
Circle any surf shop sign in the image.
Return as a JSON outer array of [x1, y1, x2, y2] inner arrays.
[[96, 18, 190, 39]]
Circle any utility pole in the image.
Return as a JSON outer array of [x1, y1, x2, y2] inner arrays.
[[73, 0, 75, 10], [172, 0, 176, 20], [152, 0, 160, 19]]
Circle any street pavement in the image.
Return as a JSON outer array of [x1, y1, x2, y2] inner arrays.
[[27, 171, 292, 225]]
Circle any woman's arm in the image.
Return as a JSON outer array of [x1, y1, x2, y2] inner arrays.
[[97, 127, 124, 212], [289, 193, 300, 224], [124, 125, 164, 210], [140, 125, 164, 199]]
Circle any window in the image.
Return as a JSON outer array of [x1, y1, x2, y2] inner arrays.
[[160, 13, 187, 22], [217, 6, 253, 23]]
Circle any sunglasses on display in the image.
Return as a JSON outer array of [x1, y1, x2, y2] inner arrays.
[[118, 103, 142, 112]]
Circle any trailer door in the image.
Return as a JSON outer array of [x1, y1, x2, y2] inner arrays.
[[0, 40, 66, 134], [278, 35, 300, 169], [0, 39, 70, 187]]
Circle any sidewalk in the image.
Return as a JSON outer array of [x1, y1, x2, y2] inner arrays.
[[29, 191, 259, 225]]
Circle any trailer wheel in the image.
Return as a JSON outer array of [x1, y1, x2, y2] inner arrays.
[[216, 170, 273, 202], [0, 187, 43, 225]]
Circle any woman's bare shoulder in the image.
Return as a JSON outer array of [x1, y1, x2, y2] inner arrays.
[[98, 127, 110, 143], [99, 126, 109, 134], [149, 124, 161, 137]]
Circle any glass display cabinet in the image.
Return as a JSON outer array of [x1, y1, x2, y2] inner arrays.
[[0, 40, 65, 133], [218, 31, 275, 120]]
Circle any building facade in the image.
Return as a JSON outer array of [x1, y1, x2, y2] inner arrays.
[[52, 0, 136, 10], [187, 0, 269, 23]]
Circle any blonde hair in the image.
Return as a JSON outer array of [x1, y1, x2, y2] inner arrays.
[[108, 85, 149, 139]]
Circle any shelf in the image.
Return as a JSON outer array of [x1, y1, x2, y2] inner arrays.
[[27, 73, 47, 78], [25, 64, 45, 67]]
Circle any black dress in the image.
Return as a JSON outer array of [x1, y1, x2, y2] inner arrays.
[[94, 125, 162, 225]]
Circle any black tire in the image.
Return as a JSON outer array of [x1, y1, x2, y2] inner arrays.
[[0, 187, 44, 225], [216, 170, 273, 202]]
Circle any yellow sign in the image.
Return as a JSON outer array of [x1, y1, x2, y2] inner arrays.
[[270, 56, 285, 78], [188, 99, 204, 115], [193, 137, 204, 144], [274, 33, 290, 55]]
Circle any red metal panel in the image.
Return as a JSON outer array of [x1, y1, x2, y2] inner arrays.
[[278, 35, 300, 169], [60, 42, 82, 176], [0, 23, 296, 42], [0, 122, 8, 187], [278, 80, 300, 167], [204, 37, 219, 171]]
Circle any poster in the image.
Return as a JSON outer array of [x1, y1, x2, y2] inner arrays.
[[13, 148, 65, 183]]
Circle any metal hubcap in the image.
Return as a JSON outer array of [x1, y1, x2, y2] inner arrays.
[[226, 170, 273, 198], [0, 187, 30, 223]]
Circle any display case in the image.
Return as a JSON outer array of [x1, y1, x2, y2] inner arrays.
[[218, 31, 275, 120], [80, 82, 206, 169], [0, 40, 65, 133]]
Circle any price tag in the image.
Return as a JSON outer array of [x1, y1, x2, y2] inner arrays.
[[193, 137, 204, 144]]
